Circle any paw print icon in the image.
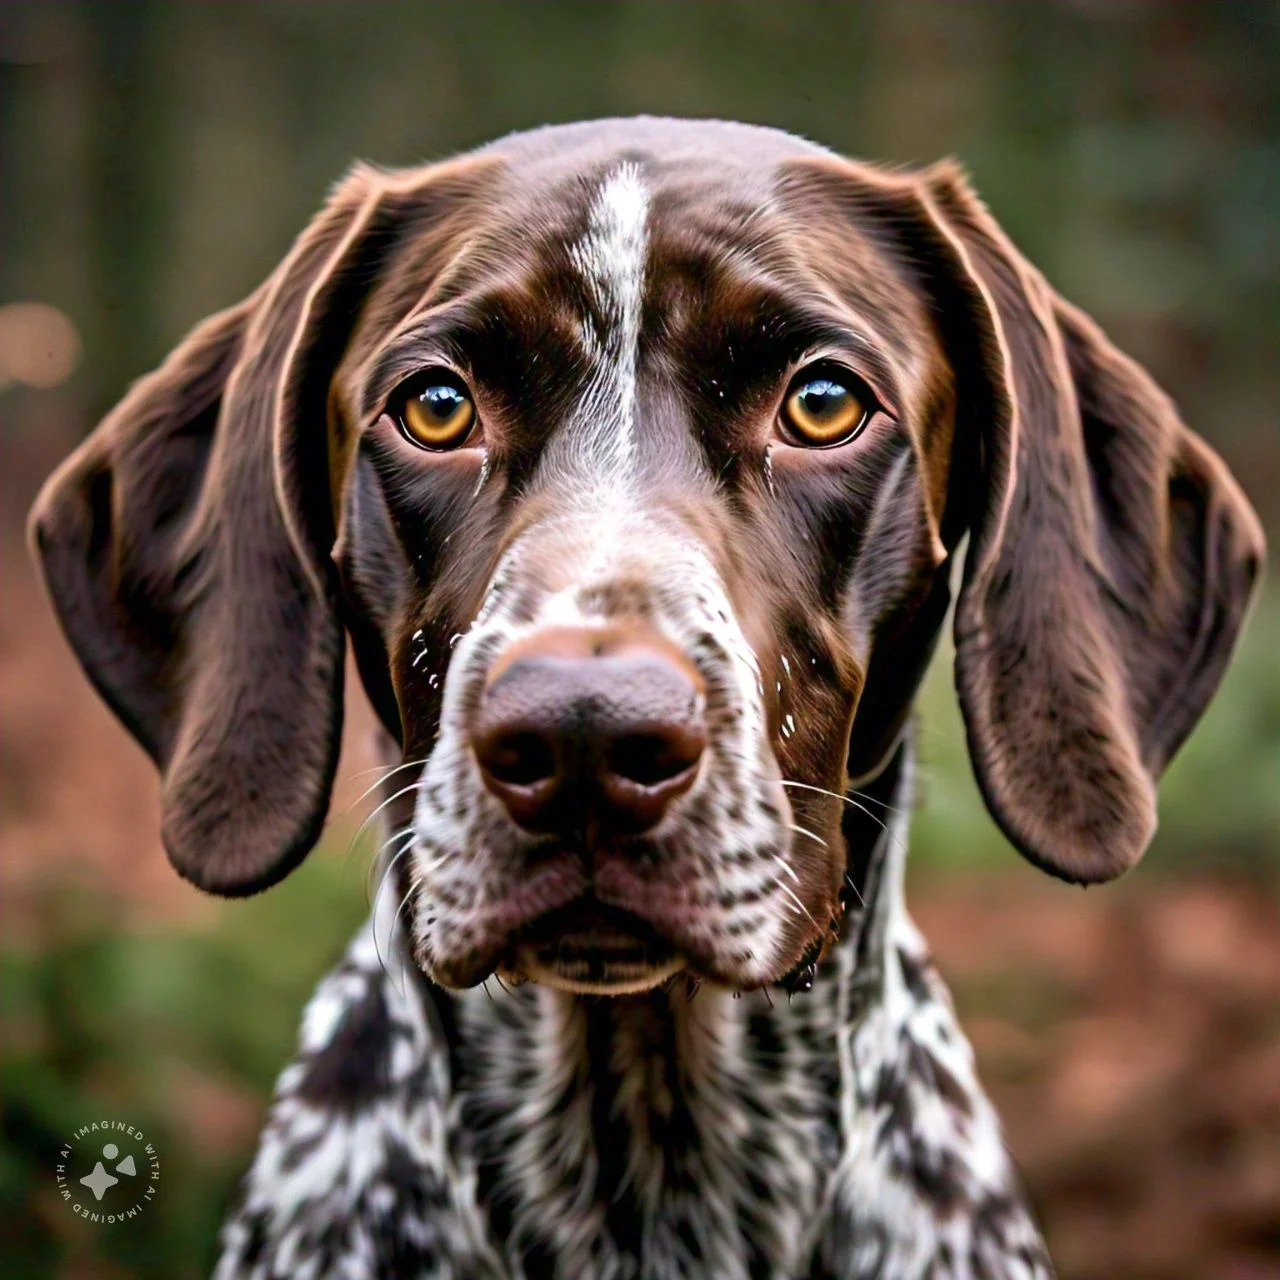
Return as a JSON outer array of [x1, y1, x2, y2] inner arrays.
[[79, 1143, 137, 1201]]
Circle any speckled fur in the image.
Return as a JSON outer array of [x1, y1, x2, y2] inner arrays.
[[217, 750, 1052, 1279]]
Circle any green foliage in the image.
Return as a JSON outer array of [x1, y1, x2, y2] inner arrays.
[[0, 847, 369, 1278]]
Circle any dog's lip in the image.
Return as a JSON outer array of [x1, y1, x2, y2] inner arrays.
[[511, 897, 671, 954], [492, 844, 705, 945], [502, 897, 683, 994], [440, 843, 770, 990], [470, 856, 590, 936]]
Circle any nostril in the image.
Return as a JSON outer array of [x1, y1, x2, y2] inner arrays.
[[480, 732, 557, 787], [607, 729, 704, 787], [474, 627, 709, 835]]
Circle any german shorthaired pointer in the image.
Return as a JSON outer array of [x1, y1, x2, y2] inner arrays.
[[31, 119, 1263, 1278]]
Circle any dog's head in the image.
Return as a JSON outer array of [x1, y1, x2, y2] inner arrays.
[[31, 119, 1263, 994]]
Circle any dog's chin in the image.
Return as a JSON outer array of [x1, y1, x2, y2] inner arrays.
[[509, 955, 685, 996], [501, 900, 685, 996]]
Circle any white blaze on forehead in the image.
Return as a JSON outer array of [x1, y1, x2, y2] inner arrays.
[[567, 162, 649, 475]]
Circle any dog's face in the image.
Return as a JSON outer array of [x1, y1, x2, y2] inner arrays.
[[342, 141, 954, 992], [31, 120, 1263, 995]]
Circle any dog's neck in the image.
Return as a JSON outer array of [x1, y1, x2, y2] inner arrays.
[[225, 741, 1047, 1278], [453, 969, 847, 1272], [436, 747, 914, 1275]]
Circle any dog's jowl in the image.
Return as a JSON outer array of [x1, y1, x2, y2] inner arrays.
[[31, 119, 1264, 1279]]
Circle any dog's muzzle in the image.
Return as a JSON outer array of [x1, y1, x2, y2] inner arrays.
[[469, 623, 707, 992]]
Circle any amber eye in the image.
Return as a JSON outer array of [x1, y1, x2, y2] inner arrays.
[[780, 368, 873, 447], [391, 372, 476, 450]]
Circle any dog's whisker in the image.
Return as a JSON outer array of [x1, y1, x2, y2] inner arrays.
[[345, 778, 429, 861], [370, 841, 424, 983], [365, 831, 417, 908], [839, 795, 889, 833], [369, 845, 406, 937], [787, 822, 828, 849], [846, 787, 906, 816], [781, 778, 901, 822], [785, 806, 875, 913], [345, 756, 430, 785], [338, 760, 429, 823], [768, 844, 802, 880], [384, 874, 421, 997], [762, 849, 822, 933], [777, 880, 821, 934], [370, 869, 397, 980], [780, 779, 900, 841], [844, 872, 866, 908], [376, 820, 417, 850], [341, 774, 427, 886], [369, 821, 416, 869]]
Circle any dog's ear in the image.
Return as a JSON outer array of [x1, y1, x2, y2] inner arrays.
[[912, 164, 1265, 883], [28, 160, 487, 895]]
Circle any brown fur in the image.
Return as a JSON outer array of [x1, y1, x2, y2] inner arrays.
[[29, 119, 1264, 925]]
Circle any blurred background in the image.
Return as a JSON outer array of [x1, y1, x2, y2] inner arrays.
[[1, 2, 1277, 1276]]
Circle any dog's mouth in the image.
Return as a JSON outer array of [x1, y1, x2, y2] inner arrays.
[[500, 897, 684, 995], [415, 829, 813, 993]]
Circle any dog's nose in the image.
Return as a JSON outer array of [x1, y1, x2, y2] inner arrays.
[[472, 625, 707, 837]]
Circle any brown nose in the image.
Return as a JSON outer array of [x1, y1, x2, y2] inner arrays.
[[472, 625, 707, 837]]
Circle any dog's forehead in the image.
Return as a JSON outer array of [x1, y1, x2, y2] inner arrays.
[[345, 119, 941, 433], [486, 120, 869, 274], [461, 137, 778, 301], [485, 121, 934, 377]]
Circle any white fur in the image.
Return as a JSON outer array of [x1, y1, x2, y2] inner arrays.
[[567, 163, 648, 478]]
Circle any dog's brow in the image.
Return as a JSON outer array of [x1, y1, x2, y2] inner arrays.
[[359, 306, 476, 419], [358, 289, 579, 421], [680, 286, 906, 415], [763, 306, 903, 410], [817, 329, 902, 413]]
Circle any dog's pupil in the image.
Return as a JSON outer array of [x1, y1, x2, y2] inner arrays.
[[801, 380, 846, 419], [422, 385, 463, 420]]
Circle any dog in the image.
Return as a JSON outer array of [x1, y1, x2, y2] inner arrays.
[[30, 118, 1264, 1278]]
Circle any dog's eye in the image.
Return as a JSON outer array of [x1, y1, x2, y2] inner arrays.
[[780, 368, 874, 448], [391, 372, 476, 450]]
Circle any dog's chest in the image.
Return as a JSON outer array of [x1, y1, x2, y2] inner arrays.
[[455, 982, 845, 1280]]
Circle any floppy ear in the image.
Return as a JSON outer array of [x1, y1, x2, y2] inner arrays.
[[918, 165, 1265, 882], [28, 161, 479, 895]]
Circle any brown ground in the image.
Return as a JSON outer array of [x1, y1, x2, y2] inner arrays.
[[916, 878, 1280, 1279], [3, 417, 1278, 1279]]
